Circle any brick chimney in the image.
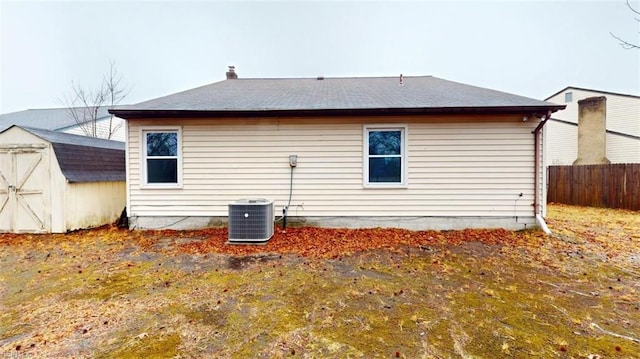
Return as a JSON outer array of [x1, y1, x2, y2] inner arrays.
[[226, 66, 238, 80], [573, 96, 610, 165]]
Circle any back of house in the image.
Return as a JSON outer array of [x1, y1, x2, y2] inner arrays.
[[111, 69, 565, 231]]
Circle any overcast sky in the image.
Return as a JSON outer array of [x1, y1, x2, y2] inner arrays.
[[1, 0, 639, 114]]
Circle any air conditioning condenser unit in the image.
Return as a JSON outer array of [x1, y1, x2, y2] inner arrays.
[[228, 198, 274, 243]]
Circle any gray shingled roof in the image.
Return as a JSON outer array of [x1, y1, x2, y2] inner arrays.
[[15, 126, 125, 183], [21, 126, 124, 150], [0, 107, 112, 133], [111, 76, 564, 117]]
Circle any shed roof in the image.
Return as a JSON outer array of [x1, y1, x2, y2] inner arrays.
[[110, 76, 565, 118], [0, 107, 112, 132], [14, 126, 125, 183]]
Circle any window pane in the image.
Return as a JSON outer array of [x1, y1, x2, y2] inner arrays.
[[369, 131, 401, 155], [147, 132, 177, 156], [369, 157, 401, 183], [147, 159, 177, 183], [564, 92, 573, 103]]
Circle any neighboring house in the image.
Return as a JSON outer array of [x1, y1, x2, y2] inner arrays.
[[0, 107, 126, 142], [544, 87, 640, 166], [110, 71, 564, 231], [0, 125, 126, 233]]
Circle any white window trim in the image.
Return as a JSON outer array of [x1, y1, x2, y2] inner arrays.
[[140, 126, 183, 189], [363, 124, 408, 188]]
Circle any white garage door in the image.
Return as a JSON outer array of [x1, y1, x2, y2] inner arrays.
[[0, 145, 50, 233]]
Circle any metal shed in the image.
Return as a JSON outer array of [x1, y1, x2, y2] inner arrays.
[[0, 125, 125, 233]]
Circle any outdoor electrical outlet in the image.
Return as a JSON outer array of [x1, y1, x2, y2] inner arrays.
[[289, 155, 298, 167]]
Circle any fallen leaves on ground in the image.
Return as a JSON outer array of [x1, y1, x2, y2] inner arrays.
[[0, 204, 638, 358], [174, 227, 532, 258]]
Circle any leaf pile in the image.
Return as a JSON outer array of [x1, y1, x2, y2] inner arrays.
[[172, 227, 533, 258]]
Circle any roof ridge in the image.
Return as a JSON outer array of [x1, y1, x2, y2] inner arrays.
[[17, 125, 125, 148], [545, 86, 640, 101], [1, 105, 120, 117], [231, 75, 434, 80]]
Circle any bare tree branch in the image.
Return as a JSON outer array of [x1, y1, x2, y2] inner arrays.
[[61, 61, 129, 139], [103, 60, 130, 140], [610, 32, 639, 49], [626, 0, 640, 17], [610, 0, 640, 49]]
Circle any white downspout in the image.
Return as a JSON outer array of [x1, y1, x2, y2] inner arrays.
[[533, 112, 552, 235], [536, 214, 551, 235]]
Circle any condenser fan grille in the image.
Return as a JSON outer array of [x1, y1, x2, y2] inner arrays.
[[228, 199, 274, 242]]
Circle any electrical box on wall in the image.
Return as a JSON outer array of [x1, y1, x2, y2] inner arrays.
[[289, 154, 297, 167]]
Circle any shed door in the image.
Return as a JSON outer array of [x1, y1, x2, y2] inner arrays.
[[0, 146, 50, 233]]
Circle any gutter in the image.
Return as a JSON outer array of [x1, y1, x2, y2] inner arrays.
[[109, 105, 566, 120], [532, 112, 552, 235]]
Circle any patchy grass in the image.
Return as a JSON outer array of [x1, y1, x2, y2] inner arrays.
[[0, 204, 639, 358]]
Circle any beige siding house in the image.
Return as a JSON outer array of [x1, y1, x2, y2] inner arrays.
[[0, 126, 126, 233], [111, 73, 564, 231], [545, 87, 640, 165]]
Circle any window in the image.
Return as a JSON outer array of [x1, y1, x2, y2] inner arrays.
[[364, 125, 407, 187], [142, 128, 181, 186], [564, 92, 573, 103]]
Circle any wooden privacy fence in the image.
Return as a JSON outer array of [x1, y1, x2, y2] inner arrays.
[[547, 164, 640, 211]]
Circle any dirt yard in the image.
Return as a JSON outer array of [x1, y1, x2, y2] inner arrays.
[[1, 204, 639, 358]]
